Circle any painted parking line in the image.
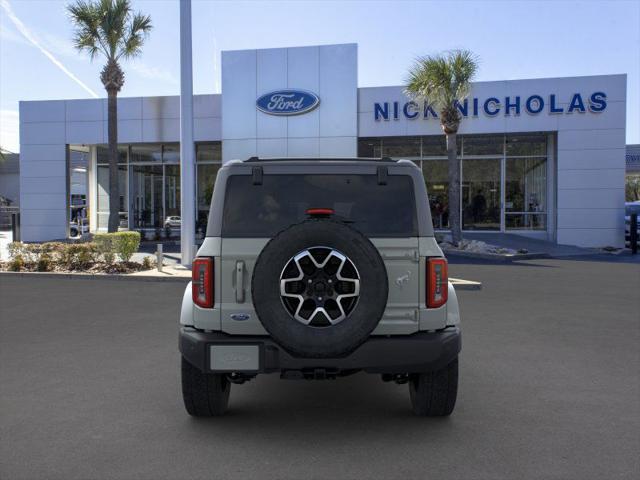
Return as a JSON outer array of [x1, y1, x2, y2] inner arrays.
[[450, 277, 482, 290]]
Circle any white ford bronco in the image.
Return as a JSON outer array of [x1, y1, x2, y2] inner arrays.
[[180, 157, 461, 417]]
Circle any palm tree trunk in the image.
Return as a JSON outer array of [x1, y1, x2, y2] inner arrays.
[[107, 90, 120, 233], [447, 132, 462, 245]]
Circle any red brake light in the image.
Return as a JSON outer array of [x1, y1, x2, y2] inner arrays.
[[427, 258, 448, 308], [306, 208, 334, 216], [192, 257, 214, 308]]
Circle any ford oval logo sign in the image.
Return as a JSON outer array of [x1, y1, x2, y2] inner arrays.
[[256, 90, 320, 116]]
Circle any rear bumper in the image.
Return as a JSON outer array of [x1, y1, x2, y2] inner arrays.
[[179, 327, 461, 375]]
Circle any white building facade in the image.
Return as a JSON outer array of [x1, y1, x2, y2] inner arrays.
[[19, 43, 627, 247]]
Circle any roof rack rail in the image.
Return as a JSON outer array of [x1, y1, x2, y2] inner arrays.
[[242, 156, 398, 163]]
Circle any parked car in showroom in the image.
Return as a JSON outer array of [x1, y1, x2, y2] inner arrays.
[[164, 216, 181, 229], [179, 157, 462, 417]]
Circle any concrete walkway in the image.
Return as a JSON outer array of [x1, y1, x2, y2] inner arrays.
[[463, 232, 608, 257]]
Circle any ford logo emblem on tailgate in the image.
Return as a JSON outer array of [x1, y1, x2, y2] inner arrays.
[[230, 313, 251, 321], [256, 90, 320, 116]]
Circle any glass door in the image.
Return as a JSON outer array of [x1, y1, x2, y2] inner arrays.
[[505, 158, 547, 230], [461, 158, 502, 230], [130, 164, 163, 229]]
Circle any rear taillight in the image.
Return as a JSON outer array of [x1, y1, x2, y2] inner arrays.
[[427, 258, 448, 308], [192, 257, 214, 308]]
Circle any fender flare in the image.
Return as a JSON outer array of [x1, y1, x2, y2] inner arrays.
[[180, 282, 194, 326], [446, 282, 461, 327]]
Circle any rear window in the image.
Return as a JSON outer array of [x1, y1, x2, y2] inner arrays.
[[222, 174, 417, 237]]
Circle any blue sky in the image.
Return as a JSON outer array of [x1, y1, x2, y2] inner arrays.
[[1, 0, 638, 152]]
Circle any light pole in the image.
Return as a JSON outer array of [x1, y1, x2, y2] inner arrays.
[[179, 0, 195, 266]]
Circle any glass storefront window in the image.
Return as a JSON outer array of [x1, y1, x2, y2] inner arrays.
[[197, 143, 222, 162], [131, 144, 162, 163], [505, 157, 547, 230], [163, 144, 180, 163], [380, 136, 421, 159], [506, 134, 547, 156], [462, 135, 503, 156], [505, 213, 547, 230], [357, 138, 382, 158], [197, 163, 221, 234], [164, 165, 181, 235], [358, 133, 549, 232], [94, 142, 223, 235], [461, 158, 501, 230], [130, 164, 163, 229], [422, 160, 449, 229], [97, 145, 127, 164], [97, 164, 128, 229], [421, 136, 449, 157], [195, 143, 222, 234]]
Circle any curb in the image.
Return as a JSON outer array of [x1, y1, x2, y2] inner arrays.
[[443, 249, 550, 263], [0, 270, 190, 283]]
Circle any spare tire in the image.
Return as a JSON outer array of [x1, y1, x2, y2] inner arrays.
[[252, 219, 388, 358]]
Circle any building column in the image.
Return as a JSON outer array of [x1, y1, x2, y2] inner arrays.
[[179, 0, 195, 265]]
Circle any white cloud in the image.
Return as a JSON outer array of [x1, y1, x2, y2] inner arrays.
[[0, 0, 99, 98], [0, 110, 19, 153]]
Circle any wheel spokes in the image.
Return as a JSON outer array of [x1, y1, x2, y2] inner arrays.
[[279, 247, 360, 327]]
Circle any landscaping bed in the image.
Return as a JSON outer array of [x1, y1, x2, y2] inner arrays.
[[0, 232, 155, 274], [438, 237, 550, 262]]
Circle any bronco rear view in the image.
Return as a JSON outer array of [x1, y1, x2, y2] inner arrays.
[[179, 157, 461, 417]]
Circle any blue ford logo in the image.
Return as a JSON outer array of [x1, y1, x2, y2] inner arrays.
[[256, 90, 320, 116], [230, 313, 251, 321]]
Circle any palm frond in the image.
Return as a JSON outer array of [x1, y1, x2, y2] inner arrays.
[[405, 49, 479, 114], [68, 0, 151, 64], [118, 12, 152, 60]]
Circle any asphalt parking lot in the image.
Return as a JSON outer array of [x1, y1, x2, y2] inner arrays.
[[1, 257, 639, 480]]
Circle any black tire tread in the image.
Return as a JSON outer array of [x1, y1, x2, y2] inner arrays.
[[409, 357, 458, 416], [181, 357, 230, 417]]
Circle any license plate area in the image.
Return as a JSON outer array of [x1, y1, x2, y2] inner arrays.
[[209, 344, 260, 372]]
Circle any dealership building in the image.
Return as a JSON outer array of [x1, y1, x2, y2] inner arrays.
[[19, 43, 627, 247]]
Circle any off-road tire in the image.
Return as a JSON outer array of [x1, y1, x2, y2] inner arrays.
[[252, 219, 388, 358], [181, 357, 230, 417], [409, 357, 458, 416]]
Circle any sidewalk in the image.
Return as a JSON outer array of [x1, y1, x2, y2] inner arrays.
[[463, 232, 609, 257]]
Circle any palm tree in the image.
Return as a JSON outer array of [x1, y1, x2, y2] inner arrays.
[[405, 50, 478, 245], [68, 0, 152, 232]]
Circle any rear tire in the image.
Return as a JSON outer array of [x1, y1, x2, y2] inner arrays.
[[409, 357, 458, 416], [181, 357, 230, 417]]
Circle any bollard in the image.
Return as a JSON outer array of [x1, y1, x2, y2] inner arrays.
[[631, 213, 638, 255], [156, 243, 163, 272], [11, 212, 20, 242]]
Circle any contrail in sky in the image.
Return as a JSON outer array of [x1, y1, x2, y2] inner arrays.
[[1, 0, 99, 98]]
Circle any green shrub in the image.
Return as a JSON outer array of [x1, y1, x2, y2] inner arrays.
[[37, 253, 52, 272], [8, 254, 25, 271], [113, 231, 140, 262], [94, 233, 116, 264], [141, 256, 153, 269], [54, 243, 96, 269]]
